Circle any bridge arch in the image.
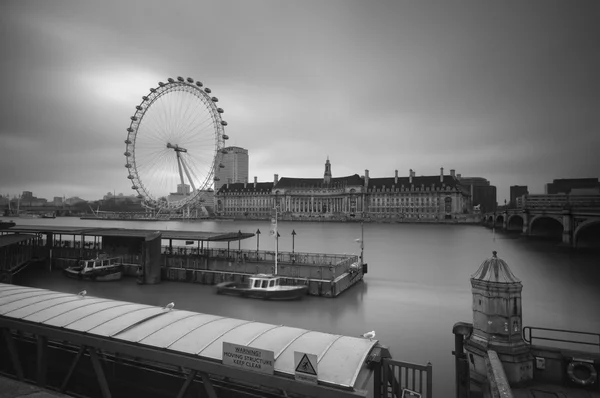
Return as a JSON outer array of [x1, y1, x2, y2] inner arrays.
[[573, 219, 600, 248], [529, 215, 563, 240], [495, 214, 504, 226], [506, 214, 524, 231]]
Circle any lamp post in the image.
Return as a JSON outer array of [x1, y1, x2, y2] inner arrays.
[[237, 230, 242, 251], [291, 230, 296, 253], [276, 231, 280, 257], [256, 229, 261, 253]]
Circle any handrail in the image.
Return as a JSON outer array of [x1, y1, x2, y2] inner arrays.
[[523, 326, 600, 351]]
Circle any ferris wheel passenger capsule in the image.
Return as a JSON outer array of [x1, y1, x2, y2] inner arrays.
[[130, 116, 138, 121], [158, 82, 165, 87], [124, 152, 131, 156], [219, 163, 225, 168], [168, 78, 175, 83], [131, 186, 138, 190], [196, 81, 203, 87], [125, 140, 131, 144], [211, 97, 218, 102], [204, 88, 211, 93], [125, 164, 132, 168], [217, 108, 224, 113], [142, 96, 148, 101], [127, 175, 134, 180], [127, 128, 133, 132], [214, 177, 220, 181], [221, 121, 227, 126], [136, 106, 143, 111], [222, 134, 229, 140], [187, 77, 194, 83], [150, 88, 156, 93], [177, 76, 184, 82]]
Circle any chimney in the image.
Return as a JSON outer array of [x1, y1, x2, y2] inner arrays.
[[226, 180, 229, 189], [440, 167, 444, 183], [244, 178, 247, 188], [274, 174, 279, 184], [394, 170, 398, 184], [409, 169, 413, 184], [457, 173, 462, 180], [253, 176, 257, 188], [450, 169, 455, 178], [364, 170, 369, 187]]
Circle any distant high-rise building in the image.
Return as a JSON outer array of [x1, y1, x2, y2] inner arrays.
[[456, 176, 497, 213], [509, 185, 529, 208], [545, 178, 600, 195], [214, 146, 249, 191]]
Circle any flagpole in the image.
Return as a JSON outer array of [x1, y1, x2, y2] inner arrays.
[[274, 206, 278, 275]]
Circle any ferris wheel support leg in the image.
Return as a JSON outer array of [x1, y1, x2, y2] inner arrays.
[[176, 152, 186, 190], [179, 156, 197, 192]]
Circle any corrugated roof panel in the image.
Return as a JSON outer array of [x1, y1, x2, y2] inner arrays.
[[168, 317, 251, 354], [91, 307, 165, 337], [45, 301, 132, 328], [69, 304, 148, 332], [317, 336, 376, 387], [0, 284, 378, 391], [24, 298, 112, 323], [201, 322, 280, 360], [250, 326, 308, 359], [8, 296, 82, 319], [114, 310, 199, 343], [1, 293, 72, 316], [139, 313, 223, 347], [0, 285, 29, 294], [276, 331, 340, 375], [0, 291, 58, 309]]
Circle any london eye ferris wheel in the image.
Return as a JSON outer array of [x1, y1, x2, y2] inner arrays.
[[124, 76, 229, 212]]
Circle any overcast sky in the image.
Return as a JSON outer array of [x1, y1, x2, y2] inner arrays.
[[1, 0, 599, 202]]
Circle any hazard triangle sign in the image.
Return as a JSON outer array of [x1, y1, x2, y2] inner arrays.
[[294, 351, 318, 383]]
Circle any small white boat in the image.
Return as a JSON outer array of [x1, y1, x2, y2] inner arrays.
[[64, 253, 123, 282], [216, 274, 308, 300]]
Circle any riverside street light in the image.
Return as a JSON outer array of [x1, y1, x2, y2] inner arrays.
[[256, 229, 261, 253], [291, 230, 296, 254]]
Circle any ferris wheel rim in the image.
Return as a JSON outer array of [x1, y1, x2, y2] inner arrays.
[[123, 77, 227, 210]]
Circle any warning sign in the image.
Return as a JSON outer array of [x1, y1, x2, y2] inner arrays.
[[294, 351, 318, 383], [222, 342, 275, 375]]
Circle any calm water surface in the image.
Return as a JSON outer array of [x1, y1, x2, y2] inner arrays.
[[4, 216, 600, 397]]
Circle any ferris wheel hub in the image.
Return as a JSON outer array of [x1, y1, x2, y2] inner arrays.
[[166, 143, 188, 152]]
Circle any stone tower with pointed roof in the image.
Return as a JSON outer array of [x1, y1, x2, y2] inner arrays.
[[323, 157, 332, 184], [464, 251, 532, 386]]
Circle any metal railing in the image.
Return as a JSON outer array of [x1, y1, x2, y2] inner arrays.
[[380, 359, 432, 398], [523, 326, 600, 352]]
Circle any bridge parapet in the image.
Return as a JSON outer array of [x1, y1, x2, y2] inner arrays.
[[517, 194, 600, 210]]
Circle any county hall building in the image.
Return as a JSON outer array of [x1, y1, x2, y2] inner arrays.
[[215, 159, 471, 221]]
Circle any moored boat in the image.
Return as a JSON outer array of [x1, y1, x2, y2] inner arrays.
[[215, 274, 308, 300], [64, 253, 123, 282]]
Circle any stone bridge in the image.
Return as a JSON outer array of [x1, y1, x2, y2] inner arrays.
[[482, 194, 600, 247]]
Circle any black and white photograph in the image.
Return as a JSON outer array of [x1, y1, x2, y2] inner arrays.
[[1, 1, 599, 398]]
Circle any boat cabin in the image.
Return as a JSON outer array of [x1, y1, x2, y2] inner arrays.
[[78, 255, 121, 272], [249, 274, 280, 290]]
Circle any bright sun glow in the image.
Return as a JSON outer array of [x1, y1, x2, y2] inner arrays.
[[83, 68, 166, 107]]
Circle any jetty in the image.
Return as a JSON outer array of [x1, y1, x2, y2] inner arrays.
[[0, 224, 366, 297]]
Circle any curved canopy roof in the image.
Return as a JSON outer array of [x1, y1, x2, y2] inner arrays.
[[0, 283, 377, 391], [471, 251, 521, 284]]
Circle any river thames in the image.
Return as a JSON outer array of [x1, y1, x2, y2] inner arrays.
[[3, 216, 600, 397]]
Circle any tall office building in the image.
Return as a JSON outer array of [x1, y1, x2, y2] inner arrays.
[[214, 146, 249, 191], [509, 185, 529, 208], [456, 176, 497, 213]]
